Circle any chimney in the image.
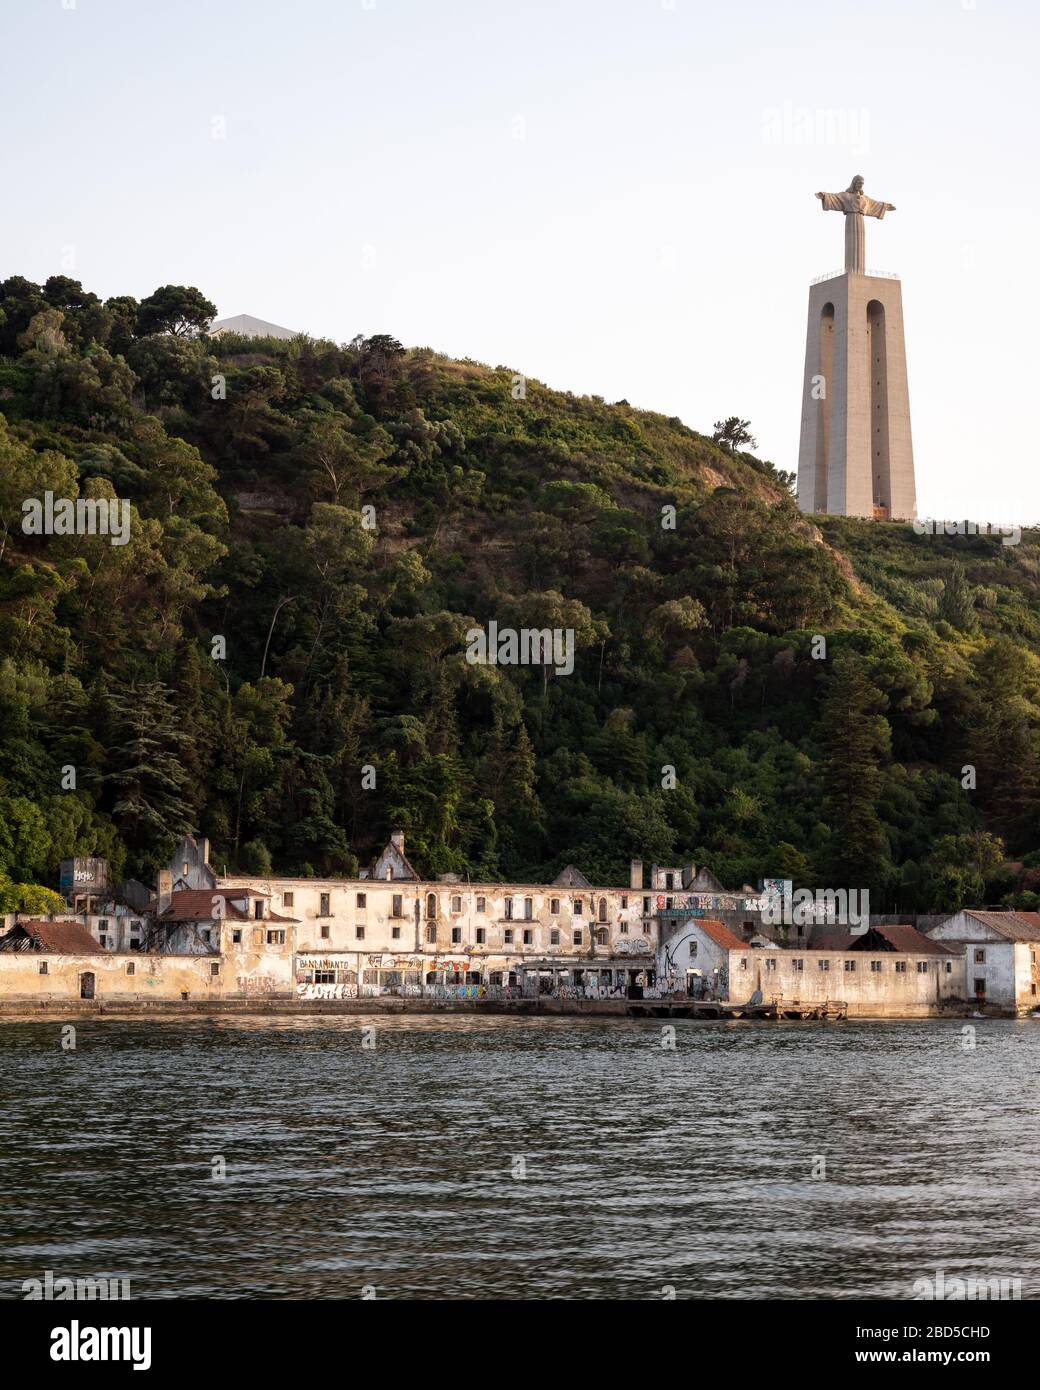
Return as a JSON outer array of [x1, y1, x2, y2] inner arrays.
[[157, 869, 173, 916], [391, 830, 405, 854], [630, 859, 643, 891]]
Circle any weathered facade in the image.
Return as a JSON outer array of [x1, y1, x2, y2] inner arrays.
[[927, 910, 1040, 1015], [658, 919, 965, 1017]]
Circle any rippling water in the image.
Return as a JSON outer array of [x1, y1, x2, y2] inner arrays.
[[0, 1015, 1037, 1300]]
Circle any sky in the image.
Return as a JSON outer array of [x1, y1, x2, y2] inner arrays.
[[4, 0, 1039, 523]]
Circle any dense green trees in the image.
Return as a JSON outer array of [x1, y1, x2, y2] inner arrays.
[[0, 273, 1038, 910]]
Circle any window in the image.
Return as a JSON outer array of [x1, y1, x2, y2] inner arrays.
[[643, 897, 651, 915], [210, 963, 220, 977], [356, 892, 366, 909], [99, 936, 108, 948], [319, 892, 330, 916], [391, 894, 403, 917], [504, 929, 514, 944], [665, 873, 675, 890], [232, 929, 242, 944], [619, 922, 629, 934], [452, 895, 462, 913], [793, 959, 803, 972], [766, 958, 777, 972], [689, 941, 698, 957], [917, 961, 928, 973], [426, 893, 437, 919], [451, 927, 462, 944], [314, 970, 335, 985], [253, 928, 263, 946], [253, 899, 263, 919], [523, 929, 533, 945], [621, 896, 628, 910], [38, 961, 48, 975], [392, 925, 401, 939], [476, 927, 486, 944], [895, 961, 907, 973], [844, 960, 856, 972], [974, 977, 986, 995], [818, 959, 830, 972], [426, 925, 436, 943], [550, 898, 560, 915], [944, 962, 952, 974], [550, 929, 560, 945], [320, 924, 330, 940], [596, 929, 608, 946], [283, 892, 294, 908], [266, 930, 285, 945], [476, 896, 486, 914], [505, 899, 514, 920], [740, 958, 748, 970], [573, 930, 582, 945], [355, 925, 365, 940], [870, 960, 882, 972], [974, 949, 986, 964], [523, 898, 533, 920], [99, 919, 108, 931], [598, 898, 607, 922], [125, 961, 135, 976], [574, 900, 583, 915]]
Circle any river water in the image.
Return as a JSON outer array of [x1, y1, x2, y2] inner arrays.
[[0, 1014, 1036, 1300]]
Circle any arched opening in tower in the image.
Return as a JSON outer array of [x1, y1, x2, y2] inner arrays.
[[815, 302, 834, 512], [867, 299, 890, 519]]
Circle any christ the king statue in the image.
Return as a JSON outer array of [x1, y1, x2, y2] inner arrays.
[[816, 174, 896, 273]]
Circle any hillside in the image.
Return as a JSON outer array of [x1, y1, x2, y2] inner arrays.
[[1, 275, 1038, 913]]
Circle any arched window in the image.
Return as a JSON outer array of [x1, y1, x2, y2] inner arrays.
[[426, 893, 437, 919], [596, 929, 609, 947], [598, 898, 607, 922]]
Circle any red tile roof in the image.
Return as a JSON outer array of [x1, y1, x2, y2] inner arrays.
[[158, 889, 298, 924], [697, 918, 750, 952], [1, 920, 105, 953], [160, 890, 248, 922], [856, 924, 961, 956]]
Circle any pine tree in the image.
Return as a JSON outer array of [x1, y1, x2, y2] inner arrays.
[[102, 681, 194, 874], [820, 653, 892, 890]]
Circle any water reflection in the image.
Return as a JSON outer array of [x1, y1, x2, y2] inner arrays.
[[0, 1016, 1037, 1300]]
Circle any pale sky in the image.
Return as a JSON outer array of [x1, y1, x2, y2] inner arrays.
[[5, 0, 1038, 522]]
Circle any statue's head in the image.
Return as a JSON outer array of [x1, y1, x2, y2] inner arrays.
[[848, 175, 865, 192]]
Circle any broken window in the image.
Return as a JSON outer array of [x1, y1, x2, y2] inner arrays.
[[319, 893, 331, 916]]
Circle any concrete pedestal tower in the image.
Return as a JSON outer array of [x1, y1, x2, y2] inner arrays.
[[797, 175, 916, 521]]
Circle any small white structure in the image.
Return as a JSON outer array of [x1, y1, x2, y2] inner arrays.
[[208, 314, 300, 340], [927, 910, 1040, 1015]]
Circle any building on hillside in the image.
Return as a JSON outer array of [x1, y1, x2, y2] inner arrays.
[[59, 857, 109, 913], [225, 834, 658, 999], [657, 918, 964, 1017], [927, 910, 1040, 1015], [207, 314, 300, 340], [646, 862, 768, 944]]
